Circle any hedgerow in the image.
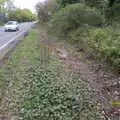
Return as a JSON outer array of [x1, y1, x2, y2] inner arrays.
[[68, 25, 120, 67], [49, 3, 120, 68], [49, 3, 102, 36]]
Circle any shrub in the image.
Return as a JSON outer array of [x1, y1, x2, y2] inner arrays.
[[49, 2, 120, 67], [67, 25, 91, 51], [68, 24, 120, 67], [85, 0, 108, 9], [49, 3, 103, 36]]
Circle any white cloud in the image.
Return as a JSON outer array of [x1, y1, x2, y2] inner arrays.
[[14, 0, 46, 12]]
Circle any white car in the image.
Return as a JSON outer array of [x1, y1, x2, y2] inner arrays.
[[4, 21, 20, 32]]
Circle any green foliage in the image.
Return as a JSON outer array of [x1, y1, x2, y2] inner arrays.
[[68, 24, 120, 67], [48, 1, 120, 68], [56, 0, 81, 8], [50, 3, 102, 36], [85, 0, 108, 8], [55, 0, 120, 23], [0, 24, 97, 119], [21, 62, 97, 120], [0, 29, 39, 115], [7, 8, 36, 22], [1, 24, 95, 120]]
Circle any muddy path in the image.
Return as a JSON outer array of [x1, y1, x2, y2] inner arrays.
[[37, 22, 120, 120]]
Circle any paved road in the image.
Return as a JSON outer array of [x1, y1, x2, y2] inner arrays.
[[0, 22, 35, 48]]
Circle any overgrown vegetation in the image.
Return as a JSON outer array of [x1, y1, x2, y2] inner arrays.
[[0, 26, 98, 120], [49, 4, 102, 35], [21, 61, 97, 120], [0, 30, 39, 115], [68, 24, 120, 67], [35, 0, 120, 68]]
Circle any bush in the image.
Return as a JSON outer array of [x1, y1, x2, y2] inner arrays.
[[68, 24, 120, 67], [85, 0, 108, 9], [49, 3, 103, 36], [49, 3, 120, 67], [108, 4, 120, 21]]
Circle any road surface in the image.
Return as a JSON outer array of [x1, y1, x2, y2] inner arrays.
[[0, 22, 36, 59], [0, 22, 35, 48]]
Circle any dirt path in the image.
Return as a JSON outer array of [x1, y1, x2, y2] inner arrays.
[[37, 22, 120, 120]]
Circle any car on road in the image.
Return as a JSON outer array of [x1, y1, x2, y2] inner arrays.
[[4, 21, 20, 32]]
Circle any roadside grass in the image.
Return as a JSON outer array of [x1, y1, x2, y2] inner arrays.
[[0, 25, 98, 120], [0, 29, 40, 116]]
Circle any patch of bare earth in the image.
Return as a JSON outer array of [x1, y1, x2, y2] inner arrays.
[[38, 22, 120, 120]]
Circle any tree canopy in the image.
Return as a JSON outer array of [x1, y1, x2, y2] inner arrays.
[[0, 0, 36, 23], [7, 8, 36, 22]]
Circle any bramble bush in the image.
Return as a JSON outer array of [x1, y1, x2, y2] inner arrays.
[[49, 3, 103, 36]]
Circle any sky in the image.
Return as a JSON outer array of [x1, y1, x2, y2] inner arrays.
[[14, 0, 46, 13]]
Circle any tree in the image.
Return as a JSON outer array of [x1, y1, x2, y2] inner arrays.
[[0, 0, 15, 22], [36, 0, 56, 21], [7, 8, 36, 22]]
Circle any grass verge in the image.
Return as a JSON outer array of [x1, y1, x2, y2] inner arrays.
[[0, 24, 98, 120], [0, 29, 40, 117]]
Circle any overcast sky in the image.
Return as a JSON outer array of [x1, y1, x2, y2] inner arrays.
[[14, 0, 46, 12]]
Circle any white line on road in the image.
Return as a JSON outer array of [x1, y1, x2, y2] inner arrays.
[[0, 22, 37, 59], [0, 30, 25, 51], [0, 22, 35, 51]]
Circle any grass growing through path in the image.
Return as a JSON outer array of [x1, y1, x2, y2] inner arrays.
[[0, 25, 97, 120]]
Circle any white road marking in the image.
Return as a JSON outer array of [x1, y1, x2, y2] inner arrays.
[[0, 30, 25, 51], [0, 22, 37, 59], [0, 22, 34, 51]]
